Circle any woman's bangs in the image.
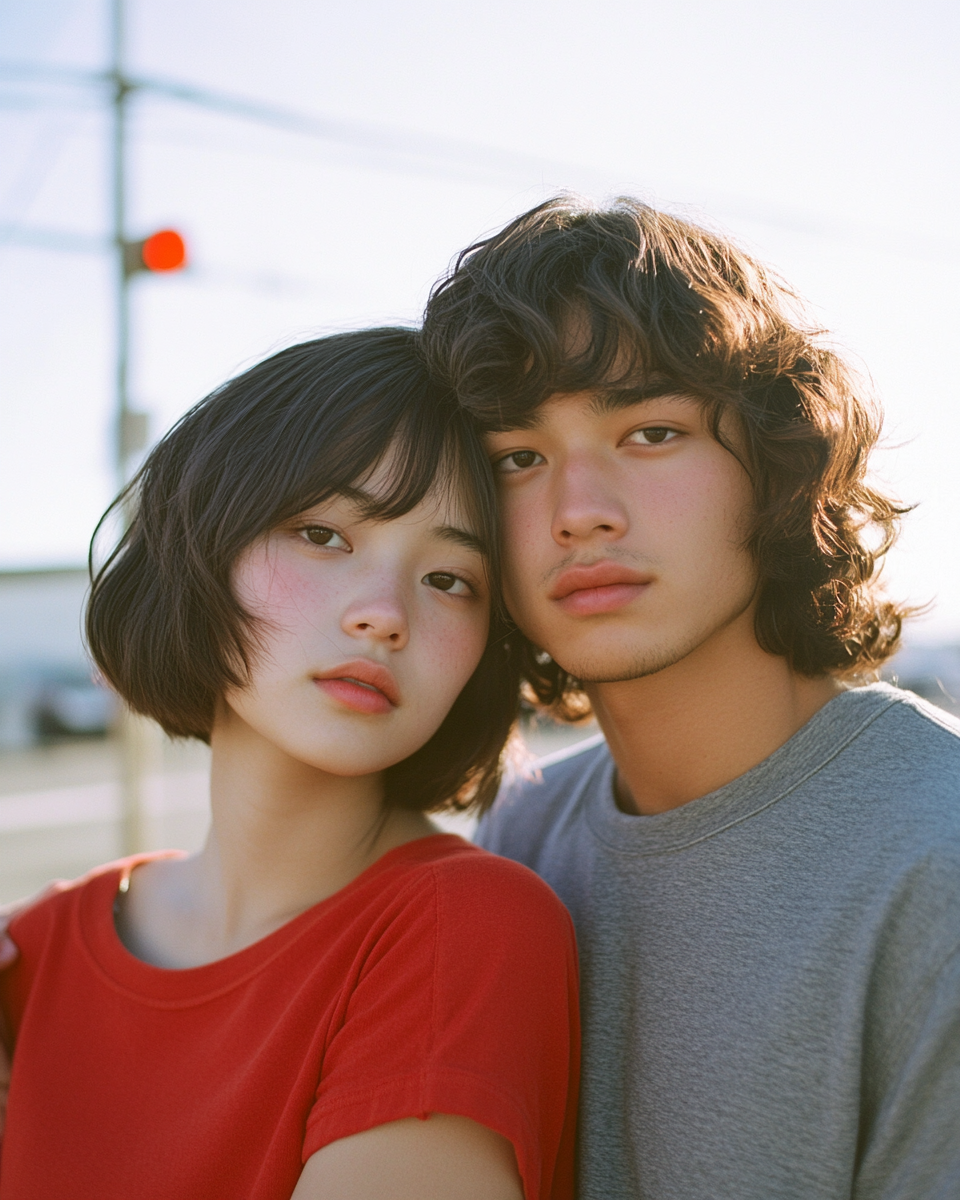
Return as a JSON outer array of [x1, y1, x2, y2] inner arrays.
[[263, 376, 495, 565], [364, 426, 488, 542]]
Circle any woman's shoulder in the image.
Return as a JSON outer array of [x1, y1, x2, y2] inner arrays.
[[382, 834, 576, 950], [435, 833, 570, 897], [390, 831, 568, 896]]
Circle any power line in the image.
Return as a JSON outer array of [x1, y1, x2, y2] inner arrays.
[[1, 59, 957, 263], [0, 62, 105, 89], [0, 59, 578, 190], [0, 224, 105, 254], [0, 222, 330, 297]]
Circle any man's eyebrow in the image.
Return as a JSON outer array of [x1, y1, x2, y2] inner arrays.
[[485, 378, 695, 431], [589, 382, 691, 415], [588, 389, 652, 416], [434, 524, 487, 556]]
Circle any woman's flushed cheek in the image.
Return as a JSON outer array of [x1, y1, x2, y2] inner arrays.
[[233, 543, 325, 624]]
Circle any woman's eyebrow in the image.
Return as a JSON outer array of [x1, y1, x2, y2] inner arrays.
[[318, 489, 486, 555], [434, 525, 487, 555]]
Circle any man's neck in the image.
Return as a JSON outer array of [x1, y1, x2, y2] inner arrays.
[[585, 612, 842, 816]]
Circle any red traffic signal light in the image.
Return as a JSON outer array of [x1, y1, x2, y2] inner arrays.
[[142, 229, 187, 271], [123, 229, 188, 276]]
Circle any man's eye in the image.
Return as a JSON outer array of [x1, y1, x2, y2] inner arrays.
[[496, 450, 543, 473], [301, 526, 348, 548], [423, 572, 471, 595], [626, 427, 677, 445]]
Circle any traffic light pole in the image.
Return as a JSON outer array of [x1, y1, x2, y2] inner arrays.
[[111, 0, 132, 473], [110, 0, 154, 857]]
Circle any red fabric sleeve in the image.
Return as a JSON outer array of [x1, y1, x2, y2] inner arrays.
[[303, 852, 579, 1200]]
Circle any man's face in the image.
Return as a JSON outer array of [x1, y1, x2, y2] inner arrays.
[[486, 391, 759, 683]]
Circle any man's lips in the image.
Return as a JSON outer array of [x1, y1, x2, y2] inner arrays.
[[313, 660, 400, 715], [548, 562, 653, 616]]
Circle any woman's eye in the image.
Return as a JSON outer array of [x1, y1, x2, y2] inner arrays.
[[301, 526, 348, 549], [625, 427, 677, 445], [423, 572, 471, 596], [496, 450, 544, 474]]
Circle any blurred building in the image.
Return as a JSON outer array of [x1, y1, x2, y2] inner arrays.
[[0, 566, 114, 749]]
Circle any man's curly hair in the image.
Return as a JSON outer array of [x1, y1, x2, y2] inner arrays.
[[421, 195, 910, 720]]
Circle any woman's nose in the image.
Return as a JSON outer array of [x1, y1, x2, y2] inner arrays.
[[340, 590, 410, 649]]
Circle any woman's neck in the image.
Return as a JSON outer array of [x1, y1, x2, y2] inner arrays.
[[115, 709, 435, 969]]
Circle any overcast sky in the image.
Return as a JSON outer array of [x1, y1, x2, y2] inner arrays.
[[1, 0, 958, 637]]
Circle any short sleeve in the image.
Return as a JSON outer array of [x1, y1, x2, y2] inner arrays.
[[304, 852, 579, 1200], [854, 945, 960, 1198]]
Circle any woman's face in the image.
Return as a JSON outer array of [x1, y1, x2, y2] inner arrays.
[[221, 469, 491, 778]]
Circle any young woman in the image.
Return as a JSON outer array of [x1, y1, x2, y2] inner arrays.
[[0, 329, 579, 1200]]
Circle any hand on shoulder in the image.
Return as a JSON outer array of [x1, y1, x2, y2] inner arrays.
[[0, 882, 62, 1137], [0, 881, 64, 967]]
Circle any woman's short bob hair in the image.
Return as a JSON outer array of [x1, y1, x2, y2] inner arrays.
[[422, 195, 911, 720], [87, 327, 520, 814]]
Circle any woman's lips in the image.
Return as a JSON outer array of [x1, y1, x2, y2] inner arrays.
[[549, 563, 652, 616], [315, 679, 393, 715], [313, 660, 399, 715]]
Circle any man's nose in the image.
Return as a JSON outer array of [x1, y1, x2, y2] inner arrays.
[[551, 458, 629, 545], [340, 586, 410, 648]]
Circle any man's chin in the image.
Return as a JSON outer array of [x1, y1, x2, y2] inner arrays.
[[540, 597, 758, 686], [553, 647, 684, 685], [547, 630, 712, 686]]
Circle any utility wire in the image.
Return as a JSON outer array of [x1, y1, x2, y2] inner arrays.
[[1, 58, 957, 262], [136, 74, 581, 190], [0, 224, 332, 298], [0, 60, 580, 190], [0, 223, 104, 254], [0, 62, 105, 88]]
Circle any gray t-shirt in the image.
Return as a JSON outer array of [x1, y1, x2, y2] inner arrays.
[[476, 683, 960, 1200]]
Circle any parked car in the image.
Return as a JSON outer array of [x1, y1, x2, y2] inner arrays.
[[0, 669, 116, 749]]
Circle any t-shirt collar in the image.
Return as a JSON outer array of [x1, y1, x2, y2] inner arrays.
[[585, 683, 902, 855]]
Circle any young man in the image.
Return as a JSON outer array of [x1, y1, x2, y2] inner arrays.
[[421, 197, 960, 1199]]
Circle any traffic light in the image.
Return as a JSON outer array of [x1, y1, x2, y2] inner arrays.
[[122, 229, 188, 277]]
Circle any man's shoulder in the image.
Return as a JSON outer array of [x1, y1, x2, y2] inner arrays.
[[525, 729, 611, 788], [851, 685, 960, 821], [869, 681, 960, 745], [475, 731, 610, 861]]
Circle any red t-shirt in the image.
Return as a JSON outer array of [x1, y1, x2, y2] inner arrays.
[[0, 834, 579, 1200]]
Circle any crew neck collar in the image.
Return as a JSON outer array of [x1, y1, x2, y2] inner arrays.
[[585, 683, 902, 856], [78, 833, 468, 1006]]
